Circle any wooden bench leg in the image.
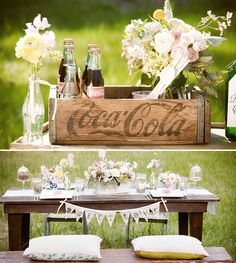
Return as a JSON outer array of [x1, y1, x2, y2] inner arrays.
[[8, 213, 30, 251], [190, 213, 203, 241], [178, 212, 188, 235]]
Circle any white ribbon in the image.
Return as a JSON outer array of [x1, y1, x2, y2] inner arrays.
[[147, 54, 189, 99], [29, 79, 53, 123]]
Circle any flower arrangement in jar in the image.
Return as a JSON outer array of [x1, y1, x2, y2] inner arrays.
[[15, 14, 61, 144], [84, 154, 137, 194], [147, 159, 162, 189], [158, 171, 181, 190], [40, 153, 75, 189], [122, 0, 233, 99]]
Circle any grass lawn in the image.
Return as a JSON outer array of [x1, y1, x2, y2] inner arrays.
[[0, 0, 236, 148], [0, 151, 235, 259]]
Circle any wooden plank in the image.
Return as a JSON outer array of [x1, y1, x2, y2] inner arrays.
[[0, 247, 233, 262], [178, 213, 189, 236], [104, 85, 152, 99], [49, 98, 203, 144], [10, 127, 236, 150], [205, 99, 211, 143], [8, 214, 30, 251], [190, 213, 203, 241]]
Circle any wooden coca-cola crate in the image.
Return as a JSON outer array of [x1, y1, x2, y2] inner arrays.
[[48, 86, 211, 145]]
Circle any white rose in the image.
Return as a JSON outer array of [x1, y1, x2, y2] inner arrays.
[[15, 33, 46, 64], [180, 32, 194, 46], [154, 32, 175, 54], [171, 43, 189, 59], [143, 21, 161, 40]]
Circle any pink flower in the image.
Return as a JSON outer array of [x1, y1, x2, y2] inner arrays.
[[188, 48, 199, 62], [171, 44, 188, 59]]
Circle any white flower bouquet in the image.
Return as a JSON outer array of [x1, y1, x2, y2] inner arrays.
[[84, 159, 137, 186], [122, 0, 233, 98], [158, 171, 181, 189], [15, 14, 61, 69]]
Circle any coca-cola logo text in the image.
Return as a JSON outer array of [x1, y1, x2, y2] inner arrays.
[[67, 101, 188, 138]]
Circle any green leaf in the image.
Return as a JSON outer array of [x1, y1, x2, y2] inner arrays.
[[141, 73, 153, 85], [171, 71, 187, 88]]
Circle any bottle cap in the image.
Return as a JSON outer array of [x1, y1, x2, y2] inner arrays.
[[91, 47, 100, 52], [88, 44, 97, 49], [64, 45, 74, 49], [64, 38, 74, 43]]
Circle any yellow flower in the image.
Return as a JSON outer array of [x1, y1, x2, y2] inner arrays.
[[55, 168, 63, 178], [153, 9, 165, 21], [59, 158, 69, 168]]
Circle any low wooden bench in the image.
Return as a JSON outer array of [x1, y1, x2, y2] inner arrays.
[[0, 247, 233, 262]]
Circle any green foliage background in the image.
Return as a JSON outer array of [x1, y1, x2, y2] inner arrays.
[[0, 0, 235, 148]]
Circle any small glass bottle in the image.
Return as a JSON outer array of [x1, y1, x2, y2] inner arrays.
[[64, 173, 71, 191], [57, 39, 74, 95], [22, 65, 44, 145], [81, 44, 97, 94], [61, 65, 82, 99], [149, 172, 158, 190], [225, 61, 236, 140], [87, 47, 104, 98]]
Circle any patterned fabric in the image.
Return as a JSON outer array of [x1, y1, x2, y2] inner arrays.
[[23, 235, 102, 261]]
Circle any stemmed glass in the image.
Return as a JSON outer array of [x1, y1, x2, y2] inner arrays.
[[189, 164, 202, 188], [17, 165, 30, 190]]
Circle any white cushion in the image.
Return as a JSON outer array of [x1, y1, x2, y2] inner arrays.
[[23, 235, 102, 261], [131, 235, 209, 259]]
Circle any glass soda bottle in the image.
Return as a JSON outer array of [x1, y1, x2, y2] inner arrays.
[[225, 60, 236, 140], [61, 64, 82, 99], [81, 44, 97, 94], [87, 47, 104, 98], [57, 38, 74, 96]]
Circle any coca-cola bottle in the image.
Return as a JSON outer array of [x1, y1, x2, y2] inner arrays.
[[57, 38, 74, 96], [61, 64, 82, 99], [87, 47, 104, 98], [81, 44, 97, 94]]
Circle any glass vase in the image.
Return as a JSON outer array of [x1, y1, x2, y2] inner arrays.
[[22, 65, 45, 145]]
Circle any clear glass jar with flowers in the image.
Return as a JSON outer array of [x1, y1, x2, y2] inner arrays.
[[147, 159, 162, 189], [40, 153, 76, 189], [84, 158, 137, 195], [158, 171, 181, 190], [15, 14, 61, 144]]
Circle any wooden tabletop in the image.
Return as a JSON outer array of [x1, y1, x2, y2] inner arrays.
[[0, 190, 219, 213]]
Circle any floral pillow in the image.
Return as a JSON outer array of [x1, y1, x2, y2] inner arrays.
[[23, 235, 102, 261], [132, 235, 209, 260]]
